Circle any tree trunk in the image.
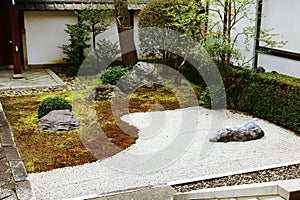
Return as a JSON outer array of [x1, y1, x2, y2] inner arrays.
[[226, 0, 232, 66], [114, 0, 138, 66]]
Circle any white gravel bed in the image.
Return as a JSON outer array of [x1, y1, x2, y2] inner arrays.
[[28, 106, 300, 199]]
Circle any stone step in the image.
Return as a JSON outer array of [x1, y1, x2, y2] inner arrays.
[[174, 179, 300, 200], [219, 196, 285, 200]]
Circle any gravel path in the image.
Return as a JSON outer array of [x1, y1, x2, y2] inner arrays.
[[28, 106, 300, 199]]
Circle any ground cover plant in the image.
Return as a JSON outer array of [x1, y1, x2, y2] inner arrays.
[[0, 83, 199, 173]]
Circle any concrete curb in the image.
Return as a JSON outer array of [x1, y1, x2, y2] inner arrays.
[[173, 179, 300, 200], [64, 185, 176, 200], [45, 68, 67, 87], [168, 160, 300, 186]]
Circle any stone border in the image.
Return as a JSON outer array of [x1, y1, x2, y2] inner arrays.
[[168, 160, 300, 186], [45, 68, 67, 87], [173, 179, 300, 200], [0, 102, 35, 200]]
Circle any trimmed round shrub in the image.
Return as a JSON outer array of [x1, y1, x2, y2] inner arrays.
[[38, 96, 72, 119], [99, 66, 128, 85]]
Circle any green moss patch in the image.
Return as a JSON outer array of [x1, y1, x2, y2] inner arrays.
[[1, 86, 198, 173]]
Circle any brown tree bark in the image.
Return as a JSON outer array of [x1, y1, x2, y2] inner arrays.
[[114, 0, 138, 66]]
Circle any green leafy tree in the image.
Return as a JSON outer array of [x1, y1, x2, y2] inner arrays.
[[96, 39, 120, 62], [60, 22, 90, 76], [205, 0, 286, 66], [140, 0, 286, 68], [61, 4, 114, 75], [79, 4, 113, 50]]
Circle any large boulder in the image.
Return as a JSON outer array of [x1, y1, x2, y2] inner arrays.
[[209, 122, 264, 142], [118, 62, 164, 92], [89, 84, 125, 101], [38, 109, 79, 131]]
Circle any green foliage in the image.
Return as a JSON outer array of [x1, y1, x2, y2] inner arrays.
[[60, 4, 113, 76], [60, 22, 90, 76], [138, 0, 189, 59], [96, 39, 120, 62], [220, 65, 300, 132], [203, 35, 241, 63], [99, 66, 128, 85], [78, 5, 113, 49], [165, 0, 207, 40], [200, 85, 226, 108], [140, 0, 286, 67], [138, 0, 175, 28], [38, 96, 72, 119]]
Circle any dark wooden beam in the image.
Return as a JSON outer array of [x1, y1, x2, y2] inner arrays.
[[258, 46, 300, 61], [9, 0, 22, 74]]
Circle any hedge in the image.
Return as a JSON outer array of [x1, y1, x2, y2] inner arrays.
[[221, 65, 300, 133]]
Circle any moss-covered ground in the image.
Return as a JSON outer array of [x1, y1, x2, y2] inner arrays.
[[0, 85, 200, 173]]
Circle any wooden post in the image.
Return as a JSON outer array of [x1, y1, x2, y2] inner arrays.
[[9, 0, 22, 76], [114, 0, 138, 67], [253, 0, 263, 70]]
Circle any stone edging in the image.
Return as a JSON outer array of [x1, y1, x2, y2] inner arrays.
[[0, 102, 35, 200]]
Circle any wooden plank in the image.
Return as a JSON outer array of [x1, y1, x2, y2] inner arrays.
[[9, 0, 22, 74]]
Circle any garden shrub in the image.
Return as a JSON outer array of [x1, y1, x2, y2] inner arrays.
[[60, 22, 90, 76], [38, 96, 72, 119], [99, 66, 128, 85], [220, 65, 300, 133]]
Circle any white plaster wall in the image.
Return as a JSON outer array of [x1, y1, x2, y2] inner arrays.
[[261, 0, 300, 53], [24, 11, 77, 65], [24, 11, 141, 65], [258, 54, 300, 78], [257, 0, 300, 78]]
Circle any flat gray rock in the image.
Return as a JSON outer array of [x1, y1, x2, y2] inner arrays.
[[38, 109, 79, 131], [209, 122, 265, 142]]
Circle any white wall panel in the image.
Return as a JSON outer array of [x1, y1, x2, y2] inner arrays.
[[261, 0, 300, 53], [24, 11, 77, 65]]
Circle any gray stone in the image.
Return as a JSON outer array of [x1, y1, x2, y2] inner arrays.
[[12, 74, 24, 79], [9, 161, 27, 182], [254, 66, 266, 73], [3, 147, 21, 161], [38, 110, 79, 131], [16, 181, 35, 200], [0, 189, 14, 199], [118, 62, 164, 92], [209, 122, 264, 142], [90, 84, 125, 101]]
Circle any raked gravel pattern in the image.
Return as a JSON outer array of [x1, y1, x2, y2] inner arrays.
[[28, 106, 300, 199]]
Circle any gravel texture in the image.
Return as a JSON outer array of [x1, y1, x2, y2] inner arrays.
[[28, 107, 300, 199], [173, 164, 300, 192]]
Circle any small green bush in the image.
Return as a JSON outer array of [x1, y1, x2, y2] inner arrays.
[[99, 66, 128, 85], [38, 96, 72, 119]]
